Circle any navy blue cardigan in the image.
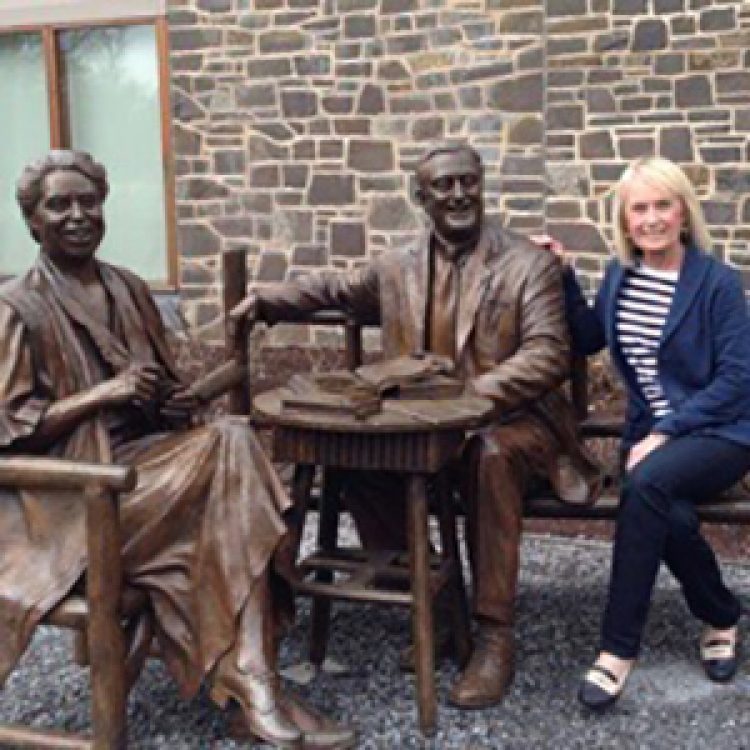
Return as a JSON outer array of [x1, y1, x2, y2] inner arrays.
[[563, 246, 750, 450]]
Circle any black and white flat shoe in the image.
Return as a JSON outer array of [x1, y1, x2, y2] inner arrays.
[[700, 626, 739, 683], [578, 662, 630, 711]]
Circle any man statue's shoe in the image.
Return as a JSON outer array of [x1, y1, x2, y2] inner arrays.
[[448, 624, 514, 709]]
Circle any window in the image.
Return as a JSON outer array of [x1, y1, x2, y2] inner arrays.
[[0, 1, 175, 285]]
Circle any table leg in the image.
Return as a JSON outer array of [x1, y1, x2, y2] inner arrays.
[[309, 469, 341, 666], [406, 474, 436, 735], [436, 474, 472, 668], [276, 464, 316, 584]]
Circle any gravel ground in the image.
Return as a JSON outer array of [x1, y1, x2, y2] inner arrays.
[[2, 520, 749, 750]]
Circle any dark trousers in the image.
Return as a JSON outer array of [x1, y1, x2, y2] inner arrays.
[[601, 435, 750, 659]]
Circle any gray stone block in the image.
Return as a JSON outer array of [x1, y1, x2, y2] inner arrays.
[[412, 118, 445, 141], [293, 245, 328, 266], [594, 30, 630, 52], [585, 88, 617, 113], [487, 73, 543, 113], [197, 0, 231, 11], [171, 90, 205, 121], [308, 174, 355, 205], [281, 90, 318, 118], [369, 195, 420, 231], [256, 252, 288, 281], [632, 19, 668, 51], [240, 88, 278, 114], [502, 154, 544, 176], [547, 104, 584, 130], [358, 83, 386, 115], [451, 62, 514, 86], [671, 16, 695, 34], [717, 72, 750, 94], [699, 146, 743, 165], [613, 0, 647, 13], [247, 58, 293, 78], [699, 7, 735, 32], [381, 0, 418, 12], [294, 54, 332, 76], [546, 221, 608, 254], [547, 0, 587, 15], [655, 0, 684, 11], [212, 218, 254, 238], [331, 222, 367, 257], [259, 31, 307, 54], [178, 223, 221, 258], [275, 210, 314, 244], [170, 28, 222, 52], [508, 115, 544, 146], [322, 95, 354, 115], [173, 124, 202, 157], [348, 140, 394, 172], [250, 165, 280, 188], [659, 127, 694, 161], [675, 75, 711, 107], [214, 149, 246, 175], [377, 60, 410, 80], [619, 137, 655, 159], [736, 109, 750, 132], [580, 131, 615, 159], [344, 14, 377, 38], [180, 177, 230, 200], [655, 53, 685, 75], [701, 200, 736, 224]]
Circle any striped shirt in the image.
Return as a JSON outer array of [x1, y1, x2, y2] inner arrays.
[[615, 264, 679, 418]]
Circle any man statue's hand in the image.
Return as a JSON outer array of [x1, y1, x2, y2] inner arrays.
[[160, 385, 199, 428], [228, 292, 260, 341], [230, 292, 260, 323]]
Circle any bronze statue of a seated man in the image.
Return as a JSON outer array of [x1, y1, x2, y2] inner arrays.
[[0, 149, 353, 749], [233, 143, 599, 709]]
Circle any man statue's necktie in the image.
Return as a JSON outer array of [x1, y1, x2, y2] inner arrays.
[[429, 250, 458, 360]]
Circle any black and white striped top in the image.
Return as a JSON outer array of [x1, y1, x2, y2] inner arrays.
[[615, 264, 679, 418]]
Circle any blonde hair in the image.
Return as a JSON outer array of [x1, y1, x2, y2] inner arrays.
[[611, 156, 712, 265]]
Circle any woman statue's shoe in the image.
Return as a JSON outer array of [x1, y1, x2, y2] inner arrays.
[[280, 693, 356, 749], [230, 692, 356, 749], [212, 667, 302, 749]]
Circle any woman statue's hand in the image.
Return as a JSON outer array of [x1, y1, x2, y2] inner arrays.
[[100, 362, 163, 408]]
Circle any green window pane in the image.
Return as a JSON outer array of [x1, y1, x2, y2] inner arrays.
[[61, 25, 168, 281], [0, 33, 50, 275]]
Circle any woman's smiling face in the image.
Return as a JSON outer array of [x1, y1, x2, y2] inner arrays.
[[621, 178, 686, 264]]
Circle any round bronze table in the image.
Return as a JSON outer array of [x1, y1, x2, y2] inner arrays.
[[254, 389, 493, 735]]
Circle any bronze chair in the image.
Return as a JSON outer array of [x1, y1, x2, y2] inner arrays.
[[0, 456, 139, 750], [0, 254, 251, 750]]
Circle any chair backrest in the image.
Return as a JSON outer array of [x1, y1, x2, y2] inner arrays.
[[0, 457, 136, 750]]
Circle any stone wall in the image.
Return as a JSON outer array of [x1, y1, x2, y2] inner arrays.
[[167, 0, 750, 335]]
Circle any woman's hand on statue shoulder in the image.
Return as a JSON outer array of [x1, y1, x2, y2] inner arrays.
[[529, 234, 569, 266]]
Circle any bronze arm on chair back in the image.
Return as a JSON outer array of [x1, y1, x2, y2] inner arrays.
[[219, 247, 365, 418], [0, 456, 136, 750]]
